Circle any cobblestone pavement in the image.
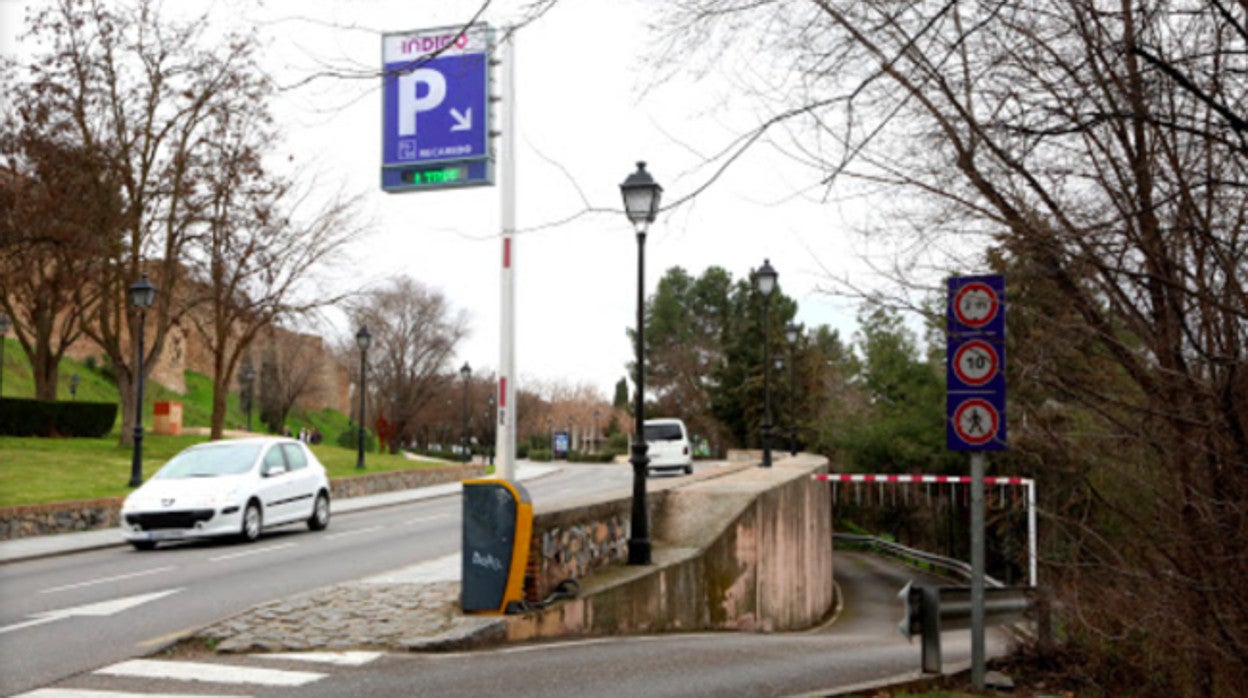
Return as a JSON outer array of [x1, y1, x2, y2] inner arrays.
[[188, 555, 507, 655]]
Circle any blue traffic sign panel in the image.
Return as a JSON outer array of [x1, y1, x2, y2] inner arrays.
[[946, 274, 1007, 451], [381, 25, 493, 192], [947, 275, 1005, 336], [947, 336, 1005, 393], [947, 393, 1007, 451]]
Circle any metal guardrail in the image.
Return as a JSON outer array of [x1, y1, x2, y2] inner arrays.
[[834, 533, 1005, 588], [835, 533, 1032, 674]]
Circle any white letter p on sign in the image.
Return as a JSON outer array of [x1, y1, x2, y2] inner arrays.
[[398, 68, 446, 137]]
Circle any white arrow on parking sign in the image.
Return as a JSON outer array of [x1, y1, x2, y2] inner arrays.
[[0, 588, 182, 635]]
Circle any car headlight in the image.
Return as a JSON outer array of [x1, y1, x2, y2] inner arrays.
[[211, 488, 240, 507]]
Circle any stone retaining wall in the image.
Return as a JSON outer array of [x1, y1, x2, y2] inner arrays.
[[526, 494, 657, 603], [0, 463, 484, 541]]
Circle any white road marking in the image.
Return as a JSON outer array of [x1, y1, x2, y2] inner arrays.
[[209, 542, 296, 562], [405, 514, 449, 525], [363, 553, 460, 584], [324, 525, 384, 541], [265, 650, 385, 666], [15, 689, 246, 697], [0, 588, 182, 635], [41, 567, 176, 594], [96, 659, 324, 686]]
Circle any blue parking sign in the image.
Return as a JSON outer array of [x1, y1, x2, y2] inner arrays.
[[381, 25, 494, 191]]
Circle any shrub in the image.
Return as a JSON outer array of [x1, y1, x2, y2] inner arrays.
[[0, 398, 117, 437], [528, 448, 552, 462]]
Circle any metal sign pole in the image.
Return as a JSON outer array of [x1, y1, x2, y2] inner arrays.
[[496, 31, 517, 481], [1027, 478, 1037, 587], [971, 452, 986, 689]]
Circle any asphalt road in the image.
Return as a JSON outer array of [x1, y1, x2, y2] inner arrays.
[[284, 550, 1005, 698], [1, 462, 1009, 697], [0, 462, 641, 696]]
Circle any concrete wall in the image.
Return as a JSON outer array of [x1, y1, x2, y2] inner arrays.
[[509, 454, 833, 641]]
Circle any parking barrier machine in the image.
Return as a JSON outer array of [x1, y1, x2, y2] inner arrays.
[[461, 478, 533, 614]]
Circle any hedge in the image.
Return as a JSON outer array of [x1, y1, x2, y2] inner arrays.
[[0, 398, 117, 437]]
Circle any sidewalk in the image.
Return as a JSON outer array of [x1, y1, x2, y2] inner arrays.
[[0, 462, 559, 565]]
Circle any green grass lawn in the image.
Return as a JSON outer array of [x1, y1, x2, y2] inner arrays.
[[0, 342, 459, 507], [0, 433, 452, 507]]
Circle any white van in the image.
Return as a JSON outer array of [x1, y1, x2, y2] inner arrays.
[[643, 418, 693, 475]]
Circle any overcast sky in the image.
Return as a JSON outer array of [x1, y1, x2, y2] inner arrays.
[[1, 0, 920, 399]]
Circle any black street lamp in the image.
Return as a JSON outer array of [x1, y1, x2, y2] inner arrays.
[[0, 314, 9, 397], [460, 361, 472, 463], [239, 362, 256, 432], [620, 160, 662, 565], [754, 259, 777, 468], [128, 275, 156, 487], [785, 322, 800, 457], [355, 326, 372, 469]]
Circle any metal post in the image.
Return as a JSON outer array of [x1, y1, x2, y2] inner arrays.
[[761, 295, 772, 467], [495, 30, 518, 482], [970, 453, 986, 689], [461, 368, 471, 463], [356, 347, 367, 469], [629, 229, 651, 565], [1027, 478, 1037, 588], [128, 310, 146, 487], [788, 339, 796, 456]]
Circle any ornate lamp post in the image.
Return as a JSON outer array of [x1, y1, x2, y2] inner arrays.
[[0, 314, 9, 397], [754, 259, 777, 468], [355, 326, 372, 469], [620, 160, 662, 565], [128, 275, 156, 487], [239, 362, 256, 431], [460, 361, 472, 463], [785, 322, 800, 456]]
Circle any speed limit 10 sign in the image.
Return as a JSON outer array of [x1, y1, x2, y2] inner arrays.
[[947, 275, 1007, 451]]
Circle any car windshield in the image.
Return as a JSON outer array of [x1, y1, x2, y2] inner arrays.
[[154, 443, 262, 479], [645, 423, 683, 441]]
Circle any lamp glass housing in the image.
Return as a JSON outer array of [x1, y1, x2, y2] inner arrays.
[[128, 275, 157, 309], [755, 259, 778, 297], [619, 161, 663, 230]]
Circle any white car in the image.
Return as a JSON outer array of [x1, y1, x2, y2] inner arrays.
[[121, 437, 331, 550], [644, 418, 693, 475]]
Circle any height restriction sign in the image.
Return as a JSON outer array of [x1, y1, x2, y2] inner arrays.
[[947, 275, 1007, 451]]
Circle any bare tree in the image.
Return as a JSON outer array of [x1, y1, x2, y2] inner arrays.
[[253, 329, 327, 434], [352, 277, 470, 450], [0, 134, 116, 399], [182, 92, 368, 438], [5, 0, 275, 446], [653, 1, 1247, 693]]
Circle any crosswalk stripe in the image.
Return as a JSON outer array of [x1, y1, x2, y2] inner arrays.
[[265, 651, 385, 666], [95, 659, 324, 686], [15, 689, 246, 697]]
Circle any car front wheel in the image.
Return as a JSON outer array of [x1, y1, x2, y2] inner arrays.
[[240, 501, 262, 543], [307, 492, 330, 531]]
